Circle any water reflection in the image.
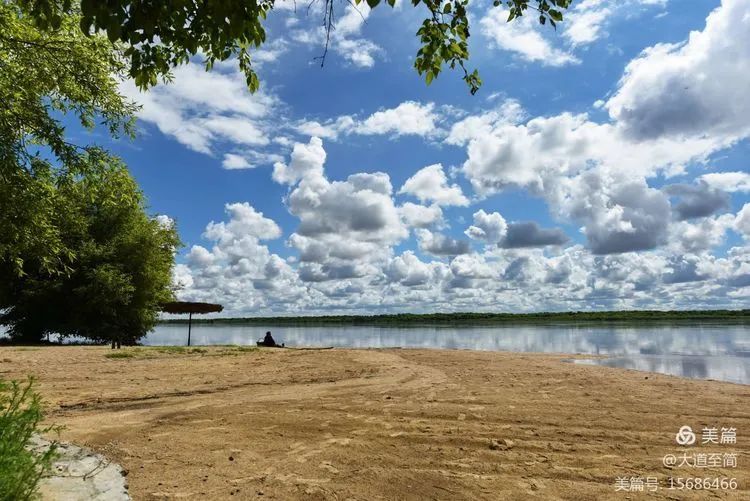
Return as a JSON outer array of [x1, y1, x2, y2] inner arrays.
[[576, 355, 750, 385], [144, 323, 750, 384]]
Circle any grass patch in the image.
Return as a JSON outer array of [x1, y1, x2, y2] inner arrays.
[[150, 346, 208, 355], [212, 346, 258, 356], [0, 378, 57, 501], [103, 351, 138, 359], [104, 345, 257, 359]]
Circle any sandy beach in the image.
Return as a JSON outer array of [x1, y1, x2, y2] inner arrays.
[[1, 346, 748, 500]]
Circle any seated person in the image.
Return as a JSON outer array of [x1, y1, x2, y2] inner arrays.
[[259, 331, 282, 347]]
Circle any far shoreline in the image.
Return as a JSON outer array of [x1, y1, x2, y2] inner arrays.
[[159, 308, 750, 326]]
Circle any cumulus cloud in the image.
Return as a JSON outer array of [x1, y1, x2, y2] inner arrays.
[[416, 229, 471, 256], [120, 63, 278, 156], [446, 99, 526, 146], [399, 164, 469, 206], [664, 181, 730, 220], [500, 222, 569, 249], [700, 172, 750, 193], [465, 210, 507, 244], [606, 0, 750, 143], [399, 202, 443, 228], [276, 137, 408, 282], [355, 101, 442, 138], [564, 173, 671, 255], [295, 101, 444, 141], [175, 203, 305, 314], [452, 0, 750, 257], [662, 255, 708, 284], [668, 215, 734, 254], [480, 8, 579, 66], [272, 136, 326, 185], [385, 251, 438, 286], [170, 0, 750, 314], [204, 203, 282, 242], [736, 204, 750, 238]]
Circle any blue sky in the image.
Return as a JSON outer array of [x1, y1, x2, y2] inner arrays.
[[74, 0, 750, 314]]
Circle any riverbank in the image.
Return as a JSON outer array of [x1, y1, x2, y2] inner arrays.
[[159, 309, 750, 326], [1, 346, 748, 499]]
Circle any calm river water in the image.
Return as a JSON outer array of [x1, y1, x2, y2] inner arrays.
[[146, 323, 750, 385]]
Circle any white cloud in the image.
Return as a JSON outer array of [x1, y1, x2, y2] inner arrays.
[[297, 101, 444, 141], [668, 214, 735, 254], [204, 203, 282, 243], [480, 8, 580, 66], [563, 0, 667, 47], [399, 164, 469, 206], [176, 203, 306, 314], [416, 229, 471, 256], [295, 120, 340, 140], [385, 251, 441, 286], [700, 172, 750, 193], [606, 0, 750, 143], [564, 3, 612, 46], [253, 39, 289, 64], [446, 99, 526, 146], [284, 3, 383, 69], [276, 138, 408, 282], [736, 204, 750, 238], [170, 0, 750, 313], [465, 210, 507, 244], [336, 38, 381, 69], [222, 154, 252, 170], [272, 136, 326, 185], [120, 63, 280, 160], [355, 101, 442, 137], [452, 102, 726, 255], [399, 203, 444, 228]]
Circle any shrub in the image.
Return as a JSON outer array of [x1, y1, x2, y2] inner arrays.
[[0, 378, 57, 501]]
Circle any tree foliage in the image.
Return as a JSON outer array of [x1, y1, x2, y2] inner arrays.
[[17, 0, 571, 94], [0, 1, 136, 278], [1, 156, 180, 344], [1, 3, 178, 345]]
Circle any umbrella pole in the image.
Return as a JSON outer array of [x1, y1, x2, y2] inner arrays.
[[187, 312, 192, 347]]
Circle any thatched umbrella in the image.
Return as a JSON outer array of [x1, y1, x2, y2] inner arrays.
[[161, 301, 223, 346]]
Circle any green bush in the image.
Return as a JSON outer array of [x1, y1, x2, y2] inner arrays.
[[0, 378, 57, 501]]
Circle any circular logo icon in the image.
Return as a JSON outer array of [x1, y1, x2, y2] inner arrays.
[[675, 425, 696, 446]]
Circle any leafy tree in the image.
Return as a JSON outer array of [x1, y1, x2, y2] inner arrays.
[[1, 3, 177, 345], [0, 1, 135, 279], [0, 155, 181, 346], [17, 0, 571, 94]]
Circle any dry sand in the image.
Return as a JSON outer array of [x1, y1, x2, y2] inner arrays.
[[1, 345, 748, 500]]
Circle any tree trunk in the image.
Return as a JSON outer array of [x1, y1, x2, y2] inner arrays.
[[187, 312, 192, 347]]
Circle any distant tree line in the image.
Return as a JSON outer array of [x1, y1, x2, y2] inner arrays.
[[162, 309, 750, 326]]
